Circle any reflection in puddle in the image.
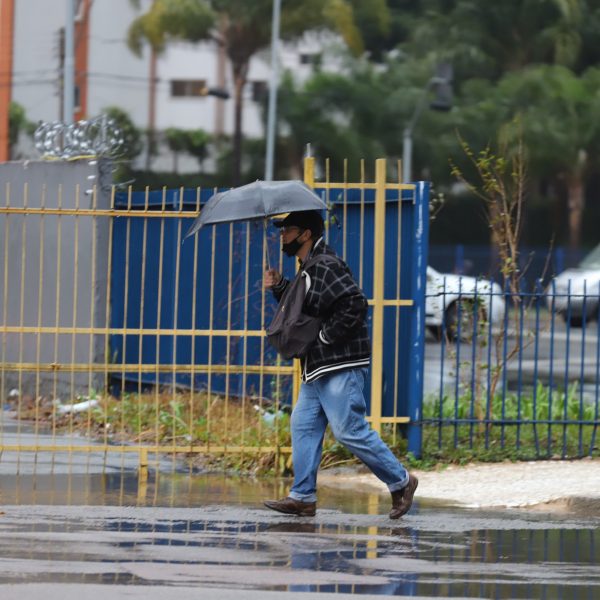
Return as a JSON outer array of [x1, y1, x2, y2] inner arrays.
[[0, 473, 598, 599]]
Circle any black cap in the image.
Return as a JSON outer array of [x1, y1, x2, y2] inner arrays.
[[273, 210, 324, 238]]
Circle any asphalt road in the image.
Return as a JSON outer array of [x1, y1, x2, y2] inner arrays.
[[424, 313, 600, 397]]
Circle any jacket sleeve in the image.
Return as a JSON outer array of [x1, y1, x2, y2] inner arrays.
[[271, 276, 289, 303], [311, 262, 368, 344]]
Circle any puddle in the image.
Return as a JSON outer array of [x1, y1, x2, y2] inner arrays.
[[0, 474, 598, 598], [0, 471, 387, 514]]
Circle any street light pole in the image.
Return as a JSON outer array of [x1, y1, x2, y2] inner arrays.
[[402, 68, 453, 183], [264, 0, 281, 181]]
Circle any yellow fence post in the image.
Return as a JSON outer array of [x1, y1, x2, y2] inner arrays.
[[292, 156, 316, 404], [137, 448, 148, 503], [370, 158, 387, 434]]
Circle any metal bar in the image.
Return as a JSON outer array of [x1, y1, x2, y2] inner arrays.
[[359, 160, 365, 290], [0, 444, 293, 454], [578, 280, 587, 456], [484, 280, 494, 450], [68, 184, 81, 460], [393, 182, 402, 446], [548, 279, 557, 457], [33, 185, 47, 443], [516, 287, 525, 450], [406, 182, 428, 458], [171, 189, 184, 453], [0, 207, 204, 217], [17, 183, 28, 459], [315, 182, 416, 191], [370, 158, 387, 433], [240, 220, 251, 448], [137, 192, 149, 443], [206, 224, 217, 445], [562, 279, 572, 458], [224, 222, 234, 442], [438, 279, 447, 450], [0, 326, 282, 336], [188, 187, 201, 458], [500, 280, 510, 449], [51, 185, 64, 463], [0, 183, 10, 427], [532, 280, 542, 456], [590, 302, 600, 455], [102, 187, 115, 445], [422, 418, 599, 425], [468, 284, 478, 449], [453, 278, 462, 449], [86, 185, 98, 445]]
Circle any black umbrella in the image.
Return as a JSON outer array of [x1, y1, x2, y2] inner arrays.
[[185, 179, 327, 238]]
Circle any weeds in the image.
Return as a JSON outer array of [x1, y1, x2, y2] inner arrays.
[[422, 382, 599, 461]]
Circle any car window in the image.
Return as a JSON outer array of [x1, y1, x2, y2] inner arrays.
[[579, 244, 600, 269]]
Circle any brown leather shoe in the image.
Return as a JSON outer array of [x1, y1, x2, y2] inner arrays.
[[389, 474, 418, 519], [264, 496, 316, 517]]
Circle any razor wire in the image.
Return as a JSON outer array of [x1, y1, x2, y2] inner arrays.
[[34, 115, 124, 160]]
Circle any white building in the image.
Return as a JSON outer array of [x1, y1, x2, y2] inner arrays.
[[7, 0, 337, 173]]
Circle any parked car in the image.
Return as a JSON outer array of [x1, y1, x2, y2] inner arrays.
[[546, 244, 600, 326], [426, 266, 506, 340]]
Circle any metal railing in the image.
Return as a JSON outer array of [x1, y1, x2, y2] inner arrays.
[[424, 278, 600, 458], [0, 157, 428, 473]]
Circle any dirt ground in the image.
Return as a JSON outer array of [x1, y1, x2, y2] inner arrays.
[[319, 458, 600, 513]]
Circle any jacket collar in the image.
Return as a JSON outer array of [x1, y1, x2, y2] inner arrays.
[[299, 237, 325, 266]]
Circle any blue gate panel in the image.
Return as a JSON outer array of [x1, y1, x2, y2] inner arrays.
[[109, 184, 429, 433]]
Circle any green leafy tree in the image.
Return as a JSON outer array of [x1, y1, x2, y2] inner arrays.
[[164, 127, 188, 173], [8, 101, 33, 159], [404, 0, 583, 85], [494, 66, 600, 250], [165, 127, 210, 172], [127, 0, 389, 185]]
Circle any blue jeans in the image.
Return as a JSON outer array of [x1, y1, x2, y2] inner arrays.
[[289, 367, 409, 503]]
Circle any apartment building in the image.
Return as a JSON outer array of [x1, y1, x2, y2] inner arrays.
[[1, 0, 331, 172]]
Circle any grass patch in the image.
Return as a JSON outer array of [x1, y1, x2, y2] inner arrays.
[[16, 390, 407, 475], [421, 382, 600, 462], [14, 381, 598, 474]]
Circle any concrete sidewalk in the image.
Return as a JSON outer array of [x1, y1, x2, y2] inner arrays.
[[319, 458, 600, 512]]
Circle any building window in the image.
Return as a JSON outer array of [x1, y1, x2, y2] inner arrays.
[[299, 53, 321, 66], [170, 80, 208, 97], [250, 80, 267, 102]]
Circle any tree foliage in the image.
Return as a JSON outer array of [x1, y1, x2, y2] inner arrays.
[[127, 0, 390, 185]]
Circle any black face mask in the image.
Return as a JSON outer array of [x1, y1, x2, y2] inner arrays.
[[282, 234, 304, 257]]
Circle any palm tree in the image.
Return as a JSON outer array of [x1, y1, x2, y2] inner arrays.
[[127, 0, 388, 185]]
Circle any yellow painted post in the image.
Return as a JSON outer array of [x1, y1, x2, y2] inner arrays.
[[137, 447, 148, 503], [292, 156, 316, 404], [366, 492, 380, 558], [370, 158, 387, 433]]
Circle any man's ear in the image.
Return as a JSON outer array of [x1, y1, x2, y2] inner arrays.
[[300, 229, 312, 242]]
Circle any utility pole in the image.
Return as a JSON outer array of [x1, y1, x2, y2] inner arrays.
[[58, 27, 65, 122], [63, 0, 76, 124], [264, 0, 281, 181]]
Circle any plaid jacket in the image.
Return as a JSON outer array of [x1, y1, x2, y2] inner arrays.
[[271, 238, 370, 382]]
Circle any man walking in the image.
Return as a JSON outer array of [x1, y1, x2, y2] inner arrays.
[[263, 210, 418, 519]]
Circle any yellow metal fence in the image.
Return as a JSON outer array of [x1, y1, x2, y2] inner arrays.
[[0, 157, 416, 473]]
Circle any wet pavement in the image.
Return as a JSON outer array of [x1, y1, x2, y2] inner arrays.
[[1, 473, 599, 599]]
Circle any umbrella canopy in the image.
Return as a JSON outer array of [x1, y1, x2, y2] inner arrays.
[[185, 180, 327, 238]]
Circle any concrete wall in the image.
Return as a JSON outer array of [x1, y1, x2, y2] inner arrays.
[[0, 159, 112, 400]]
